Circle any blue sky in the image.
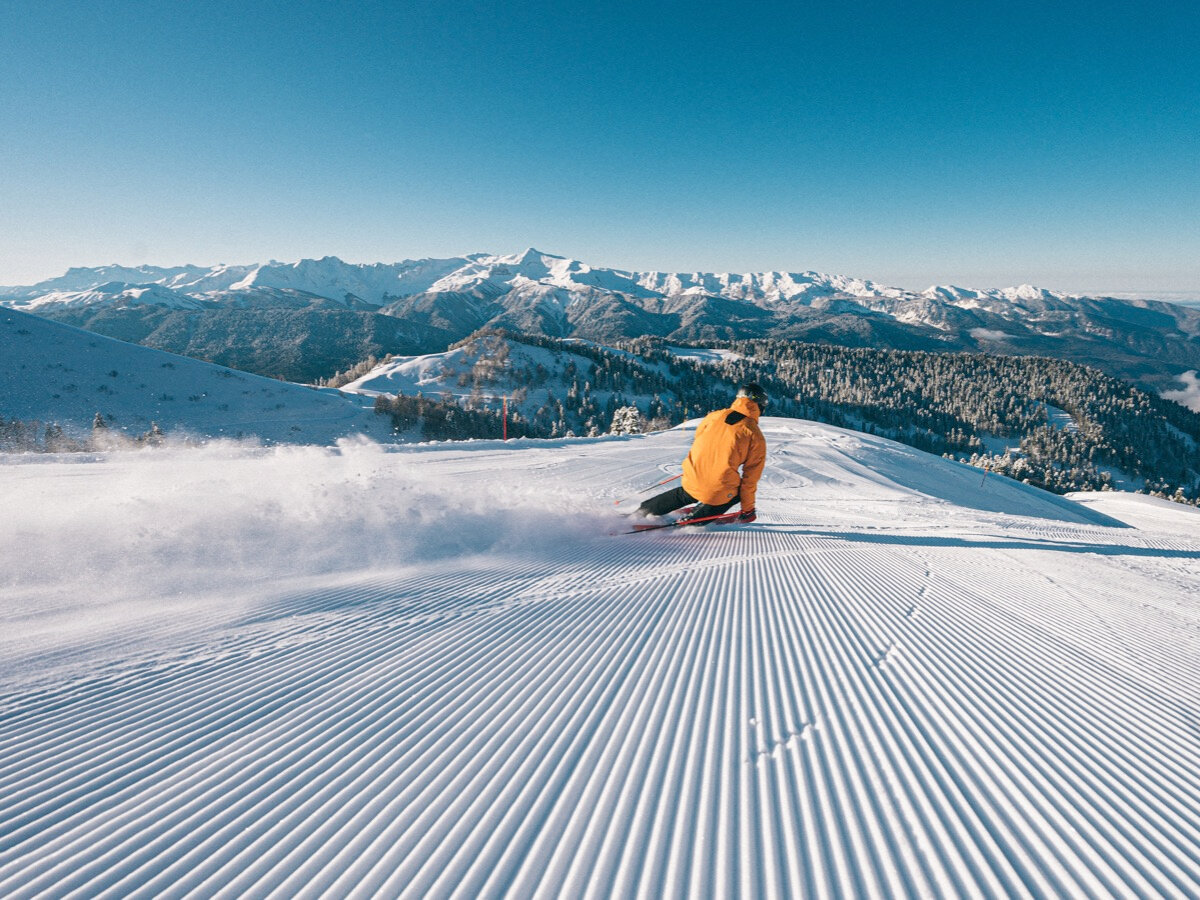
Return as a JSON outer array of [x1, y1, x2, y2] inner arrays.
[[1, 0, 1197, 294]]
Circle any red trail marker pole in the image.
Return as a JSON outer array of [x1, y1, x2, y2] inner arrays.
[[502, 396, 508, 441]]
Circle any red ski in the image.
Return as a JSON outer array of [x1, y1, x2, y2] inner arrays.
[[622, 510, 742, 534]]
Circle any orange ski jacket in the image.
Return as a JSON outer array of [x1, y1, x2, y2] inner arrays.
[[681, 396, 767, 511]]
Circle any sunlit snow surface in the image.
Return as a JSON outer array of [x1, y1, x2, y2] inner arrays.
[[2, 420, 1199, 899]]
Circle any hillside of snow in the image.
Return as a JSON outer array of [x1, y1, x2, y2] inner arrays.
[[342, 339, 604, 403], [2, 420, 1198, 898], [341, 334, 675, 430], [0, 306, 388, 444]]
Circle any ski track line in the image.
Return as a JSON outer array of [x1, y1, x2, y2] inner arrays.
[[3, 504, 1200, 898], [816, 556, 1190, 900], [363, 584, 684, 897], [922, 544, 1200, 702], [10, 578, 544, 897], [283, 564, 696, 897], [0, 573, 549, 854], [878, 564, 1200, 897], [0, 570, 533, 841], [241, 573, 676, 897]]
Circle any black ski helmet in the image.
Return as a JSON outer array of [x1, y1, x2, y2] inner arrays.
[[737, 382, 769, 409]]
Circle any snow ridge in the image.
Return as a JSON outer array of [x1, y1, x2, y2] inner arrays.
[[19, 281, 204, 311]]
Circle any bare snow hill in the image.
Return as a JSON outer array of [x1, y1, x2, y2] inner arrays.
[[0, 306, 388, 445], [341, 333, 679, 435], [2, 420, 1199, 898]]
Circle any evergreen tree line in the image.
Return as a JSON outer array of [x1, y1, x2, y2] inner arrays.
[[372, 394, 538, 442], [314, 354, 396, 389], [629, 337, 1200, 503], [378, 330, 1199, 503]]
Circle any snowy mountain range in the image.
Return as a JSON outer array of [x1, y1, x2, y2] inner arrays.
[[4, 249, 1200, 392], [0, 248, 1150, 312]]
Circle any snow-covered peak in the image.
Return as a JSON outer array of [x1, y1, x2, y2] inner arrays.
[[0, 265, 216, 302], [497, 247, 561, 268], [999, 284, 1072, 303], [922, 283, 1075, 305], [426, 248, 633, 296], [922, 285, 985, 301], [0, 254, 1092, 310], [0, 252, 1166, 325], [19, 281, 204, 311], [161, 263, 258, 293], [226, 255, 478, 304], [635, 269, 905, 304]]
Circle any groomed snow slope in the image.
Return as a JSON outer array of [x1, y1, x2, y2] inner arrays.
[[2, 420, 1199, 899]]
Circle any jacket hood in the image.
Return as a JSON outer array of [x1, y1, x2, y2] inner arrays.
[[730, 395, 762, 420]]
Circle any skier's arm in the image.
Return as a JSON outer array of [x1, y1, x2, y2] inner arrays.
[[738, 429, 767, 511]]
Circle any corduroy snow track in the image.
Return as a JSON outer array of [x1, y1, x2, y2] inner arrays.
[[2, 418, 1199, 898]]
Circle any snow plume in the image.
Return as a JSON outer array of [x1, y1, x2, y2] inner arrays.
[[1161, 369, 1200, 412], [0, 438, 590, 677]]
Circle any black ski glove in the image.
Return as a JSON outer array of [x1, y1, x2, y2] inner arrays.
[[737, 509, 757, 523]]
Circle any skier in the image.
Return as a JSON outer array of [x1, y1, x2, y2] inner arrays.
[[636, 383, 768, 524]]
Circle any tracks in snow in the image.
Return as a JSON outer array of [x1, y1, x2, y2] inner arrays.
[[2, 519, 1199, 898], [3, 424, 1200, 898]]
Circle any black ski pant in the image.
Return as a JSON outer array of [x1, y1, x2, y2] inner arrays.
[[637, 485, 740, 519]]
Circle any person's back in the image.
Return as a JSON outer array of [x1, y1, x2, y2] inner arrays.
[[682, 395, 766, 512], [636, 383, 768, 522]]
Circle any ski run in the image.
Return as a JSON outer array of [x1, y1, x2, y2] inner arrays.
[[2, 417, 1199, 899]]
